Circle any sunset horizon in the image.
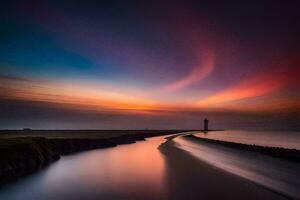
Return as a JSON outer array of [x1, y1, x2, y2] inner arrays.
[[1, 1, 299, 130], [1, 1, 299, 200]]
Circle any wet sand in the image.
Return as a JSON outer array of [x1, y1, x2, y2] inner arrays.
[[159, 137, 289, 200]]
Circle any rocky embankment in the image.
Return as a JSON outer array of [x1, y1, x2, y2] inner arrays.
[[0, 130, 185, 184], [186, 135, 300, 162]]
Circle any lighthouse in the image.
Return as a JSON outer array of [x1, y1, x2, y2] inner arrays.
[[204, 118, 209, 132]]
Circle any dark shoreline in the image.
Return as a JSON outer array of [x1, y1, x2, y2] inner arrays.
[[186, 134, 300, 162], [0, 129, 195, 138], [0, 130, 189, 185]]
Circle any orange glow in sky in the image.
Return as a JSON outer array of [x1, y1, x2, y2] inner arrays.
[[2, 64, 299, 115], [196, 66, 300, 110]]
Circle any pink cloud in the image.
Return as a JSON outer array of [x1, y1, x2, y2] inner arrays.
[[163, 48, 215, 92]]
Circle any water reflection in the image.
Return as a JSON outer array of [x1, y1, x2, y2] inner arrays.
[[0, 136, 167, 200], [1, 132, 296, 200]]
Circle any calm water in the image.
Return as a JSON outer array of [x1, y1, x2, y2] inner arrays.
[[0, 136, 168, 200], [0, 131, 299, 200], [195, 130, 300, 150]]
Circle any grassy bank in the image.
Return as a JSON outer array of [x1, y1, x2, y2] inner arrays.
[[0, 137, 60, 184]]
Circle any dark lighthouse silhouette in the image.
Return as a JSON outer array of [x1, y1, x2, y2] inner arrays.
[[204, 118, 209, 132]]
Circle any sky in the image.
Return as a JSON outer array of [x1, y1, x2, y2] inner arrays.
[[0, 0, 299, 130]]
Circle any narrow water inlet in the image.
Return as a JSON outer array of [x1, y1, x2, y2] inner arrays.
[[0, 136, 169, 200]]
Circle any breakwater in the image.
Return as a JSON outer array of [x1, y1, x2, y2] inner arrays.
[[185, 135, 300, 162]]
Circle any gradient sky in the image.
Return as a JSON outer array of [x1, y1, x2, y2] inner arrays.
[[0, 0, 299, 129]]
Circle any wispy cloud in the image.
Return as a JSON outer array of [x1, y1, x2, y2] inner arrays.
[[163, 48, 215, 92]]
